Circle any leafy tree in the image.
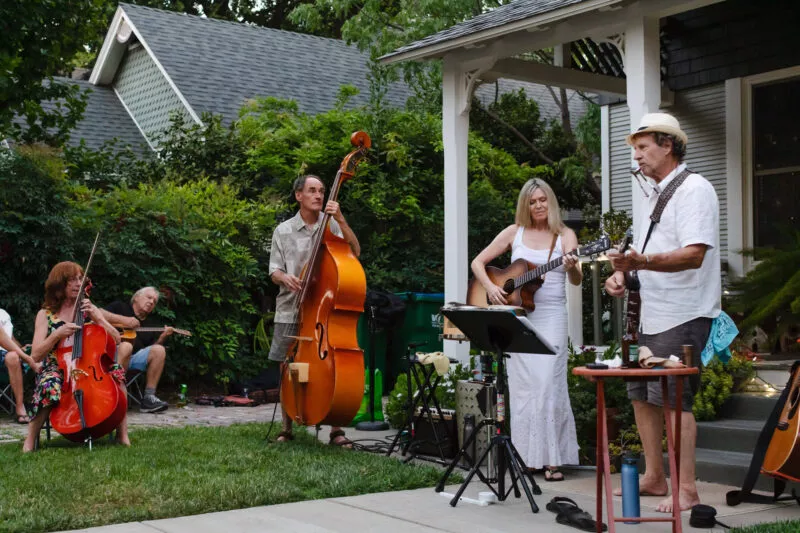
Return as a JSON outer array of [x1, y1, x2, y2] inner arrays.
[[290, 0, 601, 209], [0, 147, 79, 333], [0, 0, 105, 144]]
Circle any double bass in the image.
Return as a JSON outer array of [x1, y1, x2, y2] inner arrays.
[[51, 235, 128, 446], [280, 132, 370, 427]]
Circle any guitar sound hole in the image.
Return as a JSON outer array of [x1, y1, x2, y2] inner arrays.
[[503, 280, 515, 294]]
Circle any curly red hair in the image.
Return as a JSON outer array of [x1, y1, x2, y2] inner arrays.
[[43, 261, 83, 312]]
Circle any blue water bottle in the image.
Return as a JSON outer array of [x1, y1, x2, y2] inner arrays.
[[621, 454, 641, 524]]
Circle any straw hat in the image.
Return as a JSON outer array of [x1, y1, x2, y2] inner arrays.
[[626, 112, 688, 146]]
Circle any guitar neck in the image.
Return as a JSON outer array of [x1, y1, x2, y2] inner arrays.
[[135, 327, 191, 336], [514, 255, 566, 288]]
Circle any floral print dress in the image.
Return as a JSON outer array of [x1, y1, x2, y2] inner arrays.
[[29, 311, 126, 417], [29, 311, 66, 417]]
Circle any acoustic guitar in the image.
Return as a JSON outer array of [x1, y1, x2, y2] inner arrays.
[[118, 326, 192, 342], [762, 364, 800, 482], [466, 235, 611, 311]]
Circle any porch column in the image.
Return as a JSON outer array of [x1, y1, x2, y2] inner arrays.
[[441, 55, 471, 363], [624, 16, 661, 233]]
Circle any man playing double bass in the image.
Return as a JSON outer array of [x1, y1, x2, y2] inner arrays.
[[268, 174, 360, 447]]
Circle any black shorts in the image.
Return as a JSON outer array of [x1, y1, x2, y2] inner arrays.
[[627, 317, 712, 412]]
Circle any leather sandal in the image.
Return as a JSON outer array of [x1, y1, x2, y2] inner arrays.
[[328, 429, 353, 448]]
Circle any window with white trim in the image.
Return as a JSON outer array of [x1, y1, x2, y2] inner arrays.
[[752, 76, 800, 250]]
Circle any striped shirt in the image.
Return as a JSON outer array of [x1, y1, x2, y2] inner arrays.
[[268, 211, 342, 323]]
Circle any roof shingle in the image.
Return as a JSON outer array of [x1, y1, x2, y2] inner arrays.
[[120, 3, 412, 121]]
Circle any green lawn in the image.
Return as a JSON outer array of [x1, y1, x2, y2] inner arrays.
[[733, 521, 800, 533], [0, 423, 456, 533]]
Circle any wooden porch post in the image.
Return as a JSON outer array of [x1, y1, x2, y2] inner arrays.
[[624, 16, 661, 232]]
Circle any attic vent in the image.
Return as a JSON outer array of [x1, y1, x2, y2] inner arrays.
[[116, 19, 133, 44]]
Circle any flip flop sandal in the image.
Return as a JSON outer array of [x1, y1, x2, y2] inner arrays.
[[546, 497, 607, 532], [15, 414, 31, 424], [544, 468, 565, 481]]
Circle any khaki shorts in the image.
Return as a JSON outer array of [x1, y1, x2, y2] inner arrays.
[[627, 317, 712, 412], [268, 322, 298, 362]]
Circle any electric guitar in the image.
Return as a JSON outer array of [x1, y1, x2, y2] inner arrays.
[[467, 235, 611, 312]]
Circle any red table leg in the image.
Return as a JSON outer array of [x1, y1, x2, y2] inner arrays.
[[598, 380, 616, 533], [661, 377, 684, 533], [596, 379, 604, 533]]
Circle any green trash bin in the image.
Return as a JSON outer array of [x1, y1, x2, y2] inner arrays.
[[390, 292, 445, 389], [357, 313, 389, 392]]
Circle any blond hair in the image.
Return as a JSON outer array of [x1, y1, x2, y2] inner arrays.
[[514, 178, 564, 234]]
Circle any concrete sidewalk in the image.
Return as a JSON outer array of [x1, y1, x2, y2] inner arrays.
[[4, 405, 797, 532], [59, 463, 800, 532]]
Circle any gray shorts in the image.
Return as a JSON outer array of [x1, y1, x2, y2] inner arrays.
[[268, 322, 298, 362], [627, 317, 712, 412]]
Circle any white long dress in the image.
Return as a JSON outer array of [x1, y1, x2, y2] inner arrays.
[[506, 226, 579, 468]]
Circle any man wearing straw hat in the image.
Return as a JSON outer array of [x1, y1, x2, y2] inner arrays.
[[605, 112, 721, 513]]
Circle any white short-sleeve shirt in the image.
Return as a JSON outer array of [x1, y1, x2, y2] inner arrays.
[[635, 163, 721, 335], [268, 212, 343, 323], [0, 309, 13, 338]]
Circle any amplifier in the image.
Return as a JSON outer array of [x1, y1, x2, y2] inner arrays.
[[412, 409, 458, 458]]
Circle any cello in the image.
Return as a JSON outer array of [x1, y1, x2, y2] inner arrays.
[[51, 234, 128, 447], [280, 131, 370, 427]]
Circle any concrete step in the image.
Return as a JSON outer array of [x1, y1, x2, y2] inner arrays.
[[696, 418, 764, 454], [693, 448, 776, 493], [718, 392, 780, 421]]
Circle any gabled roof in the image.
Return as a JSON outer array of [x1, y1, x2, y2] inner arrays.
[[100, 3, 412, 121], [381, 0, 614, 63], [62, 79, 151, 156]]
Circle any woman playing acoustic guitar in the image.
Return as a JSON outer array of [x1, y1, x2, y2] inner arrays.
[[22, 262, 130, 452], [470, 178, 582, 481]]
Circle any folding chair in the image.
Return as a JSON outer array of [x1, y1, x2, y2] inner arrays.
[[126, 369, 145, 407], [0, 349, 18, 415]]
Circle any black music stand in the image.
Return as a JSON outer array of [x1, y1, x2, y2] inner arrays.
[[435, 306, 555, 514]]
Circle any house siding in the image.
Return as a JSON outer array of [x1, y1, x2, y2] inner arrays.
[[663, 0, 800, 91], [607, 83, 728, 258], [113, 45, 191, 144]]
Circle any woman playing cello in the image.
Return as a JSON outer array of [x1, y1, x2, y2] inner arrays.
[[23, 261, 130, 452]]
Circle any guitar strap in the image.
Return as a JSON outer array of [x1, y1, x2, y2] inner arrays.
[[546, 233, 557, 263], [543, 233, 558, 279], [640, 168, 693, 254]]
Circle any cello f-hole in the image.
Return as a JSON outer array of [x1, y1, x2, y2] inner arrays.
[[315, 323, 328, 360], [89, 365, 104, 382]]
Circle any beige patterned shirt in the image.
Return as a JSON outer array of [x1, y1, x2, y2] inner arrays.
[[269, 211, 342, 323]]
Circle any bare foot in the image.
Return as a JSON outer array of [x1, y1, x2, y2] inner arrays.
[[656, 490, 700, 513], [116, 438, 132, 447], [22, 438, 35, 453], [613, 478, 668, 497]]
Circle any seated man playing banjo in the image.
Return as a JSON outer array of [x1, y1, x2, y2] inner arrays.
[[103, 287, 174, 413]]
